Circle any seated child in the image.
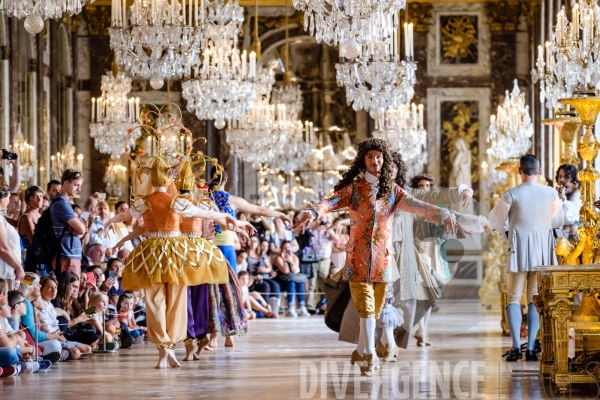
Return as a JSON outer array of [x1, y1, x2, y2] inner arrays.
[[0, 302, 49, 375], [88, 292, 122, 350], [8, 291, 61, 363], [37, 276, 91, 359], [117, 292, 144, 344], [132, 290, 146, 327], [237, 271, 277, 319]]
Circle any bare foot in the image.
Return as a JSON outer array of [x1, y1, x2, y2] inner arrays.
[[155, 348, 168, 369], [225, 336, 234, 347], [167, 349, 181, 368], [206, 333, 218, 350], [183, 342, 199, 361], [195, 337, 209, 357]]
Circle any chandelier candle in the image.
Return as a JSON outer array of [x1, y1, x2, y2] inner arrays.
[[532, 0, 600, 110]]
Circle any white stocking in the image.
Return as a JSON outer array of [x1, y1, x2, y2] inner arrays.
[[365, 317, 376, 356], [417, 308, 431, 341], [356, 318, 368, 356], [381, 324, 396, 348]]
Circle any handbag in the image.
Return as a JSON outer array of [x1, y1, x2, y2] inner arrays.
[[279, 273, 308, 283], [323, 270, 351, 333], [300, 246, 319, 263], [65, 322, 97, 338]]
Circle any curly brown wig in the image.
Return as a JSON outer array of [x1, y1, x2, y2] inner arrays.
[[555, 164, 581, 188], [410, 173, 435, 189], [333, 138, 394, 199], [390, 151, 408, 188]]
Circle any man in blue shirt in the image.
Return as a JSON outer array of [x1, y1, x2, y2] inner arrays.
[[50, 169, 86, 277]]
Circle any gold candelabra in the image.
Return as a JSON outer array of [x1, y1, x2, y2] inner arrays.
[[558, 97, 600, 264], [542, 109, 581, 167]]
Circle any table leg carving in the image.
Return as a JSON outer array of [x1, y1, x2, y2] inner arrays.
[[548, 296, 574, 394], [536, 274, 555, 376]]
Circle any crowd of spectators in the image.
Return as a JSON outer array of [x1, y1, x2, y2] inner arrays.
[[0, 168, 147, 377], [234, 212, 349, 319], [0, 156, 350, 377]]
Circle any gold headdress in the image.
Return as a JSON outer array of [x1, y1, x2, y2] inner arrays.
[[150, 154, 172, 187], [176, 160, 195, 191]]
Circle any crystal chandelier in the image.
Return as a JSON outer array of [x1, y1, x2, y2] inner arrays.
[[90, 71, 141, 159], [108, 0, 204, 89], [182, 0, 257, 127], [9, 123, 36, 188], [335, 26, 416, 117], [266, 85, 313, 172], [104, 160, 128, 199], [50, 144, 83, 179], [2, 0, 93, 33], [373, 101, 426, 178], [224, 0, 280, 165], [292, 0, 405, 47], [487, 80, 534, 163], [531, 1, 600, 110]]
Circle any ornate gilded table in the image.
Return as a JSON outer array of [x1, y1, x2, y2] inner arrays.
[[534, 265, 600, 393]]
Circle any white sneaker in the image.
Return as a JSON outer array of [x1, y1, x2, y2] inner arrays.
[[297, 305, 310, 317], [286, 307, 298, 317]]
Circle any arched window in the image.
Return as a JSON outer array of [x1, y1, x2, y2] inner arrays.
[[14, 21, 35, 145], [54, 25, 71, 148]]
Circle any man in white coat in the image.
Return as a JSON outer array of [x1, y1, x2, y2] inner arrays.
[[489, 154, 564, 362]]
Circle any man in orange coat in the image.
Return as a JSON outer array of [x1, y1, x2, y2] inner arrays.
[[295, 138, 459, 376]]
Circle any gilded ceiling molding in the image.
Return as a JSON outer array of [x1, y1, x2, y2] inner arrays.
[[84, 6, 111, 36], [485, 1, 520, 31]]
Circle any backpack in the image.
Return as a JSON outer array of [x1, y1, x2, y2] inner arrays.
[[24, 200, 70, 272]]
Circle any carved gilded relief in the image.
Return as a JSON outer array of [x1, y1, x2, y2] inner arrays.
[[440, 101, 480, 196], [440, 15, 478, 64]]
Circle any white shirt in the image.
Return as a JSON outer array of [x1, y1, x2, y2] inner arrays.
[[1, 317, 14, 333], [0, 215, 20, 280], [38, 299, 60, 333], [364, 172, 379, 205]]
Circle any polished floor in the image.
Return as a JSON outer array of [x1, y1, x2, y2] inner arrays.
[[1, 299, 596, 399]]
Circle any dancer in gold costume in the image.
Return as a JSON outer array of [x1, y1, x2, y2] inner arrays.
[[107, 154, 238, 368]]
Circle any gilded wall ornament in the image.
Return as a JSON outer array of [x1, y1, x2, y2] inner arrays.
[[404, 2, 433, 33], [484, 1, 520, 32], [440, 15, 478, 64], [257, 11, 304, 37], [84, 6, 111, 36], [440, 101, 480, 196]]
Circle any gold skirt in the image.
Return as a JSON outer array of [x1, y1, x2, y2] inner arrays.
[[122, 236, 229, 290]]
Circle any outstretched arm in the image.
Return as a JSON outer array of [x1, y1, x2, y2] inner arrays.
[[113, 225, 146, 250], [229, 196, 291, 227], [294, 184, 353, 232], [394, 187, 459, 234]]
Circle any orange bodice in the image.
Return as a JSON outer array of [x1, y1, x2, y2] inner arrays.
[[142, 192, 181, 232], [180, 216, 203, 235]]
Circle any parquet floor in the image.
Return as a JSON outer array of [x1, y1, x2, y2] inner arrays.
[[0, 299, 595, 399]]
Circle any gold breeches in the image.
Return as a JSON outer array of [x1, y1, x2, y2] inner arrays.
[[122, 236, 229, 291]]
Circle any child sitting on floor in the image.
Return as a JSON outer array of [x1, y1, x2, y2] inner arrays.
[[117, 292, 144, 344], [0, 302, 48, 376], [237, 271, 277, 319]]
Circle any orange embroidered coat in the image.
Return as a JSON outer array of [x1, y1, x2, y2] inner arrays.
[[309, 178, 447, 283]]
